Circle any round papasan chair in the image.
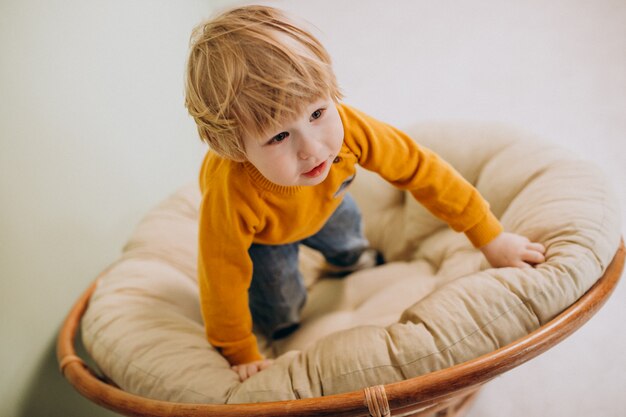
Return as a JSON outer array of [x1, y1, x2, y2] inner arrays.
[[58, 122, 624, 417]]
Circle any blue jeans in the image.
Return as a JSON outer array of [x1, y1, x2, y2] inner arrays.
[[248, 193, 368, 339]]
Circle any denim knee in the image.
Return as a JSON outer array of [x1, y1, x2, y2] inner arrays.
[[302, 193, 369, 267], [247, 242, 307, 339]]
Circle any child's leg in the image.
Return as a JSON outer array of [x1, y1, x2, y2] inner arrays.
[[302, 193, 370, 267], [248, 242, 306, 340]]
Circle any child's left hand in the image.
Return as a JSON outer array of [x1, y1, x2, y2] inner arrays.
[[231, 359, 274, 382], [480, 232, 546, 268]]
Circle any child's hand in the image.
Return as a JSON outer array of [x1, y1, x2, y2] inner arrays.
[[480, 232, 546, 268], [231, 359, 274, 382]]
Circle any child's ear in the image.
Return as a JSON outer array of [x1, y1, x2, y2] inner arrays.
[[230, 151, 248, 163], [237, 147, 250, 163], [217, 145, 247, 162]]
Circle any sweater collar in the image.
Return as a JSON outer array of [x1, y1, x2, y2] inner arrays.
[[242, 162, 303, 195]]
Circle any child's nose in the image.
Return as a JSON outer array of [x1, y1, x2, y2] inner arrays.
[[297, 149, 311, 160], [297, 135, 320, 160]]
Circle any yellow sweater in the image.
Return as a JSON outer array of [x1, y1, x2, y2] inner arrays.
[[197, 104, 503, 365]]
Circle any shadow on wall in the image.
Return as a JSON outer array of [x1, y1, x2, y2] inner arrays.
[[18, 330, 118, 417]]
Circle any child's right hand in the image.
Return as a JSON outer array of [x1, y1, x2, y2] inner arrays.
[[480, 232, 546, 268], [232, 359, 274, 382]]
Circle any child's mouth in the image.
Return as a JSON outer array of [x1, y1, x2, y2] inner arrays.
[[302, 161, 327, 178]]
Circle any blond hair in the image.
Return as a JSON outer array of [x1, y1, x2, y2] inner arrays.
[[185, 5, 343, 161]]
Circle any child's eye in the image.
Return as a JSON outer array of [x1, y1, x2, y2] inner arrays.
[[310, 108, 325, 121], [268, 131, 289, 145]]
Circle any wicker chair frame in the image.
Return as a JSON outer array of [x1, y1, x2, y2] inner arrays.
[[57, 240, 624, 417]]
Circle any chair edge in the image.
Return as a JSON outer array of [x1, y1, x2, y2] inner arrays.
[[57, 239, 625, 417]]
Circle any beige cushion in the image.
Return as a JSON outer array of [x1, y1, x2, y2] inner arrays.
[[82, 122, 621, 403]]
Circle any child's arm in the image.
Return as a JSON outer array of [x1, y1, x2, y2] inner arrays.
[[197, 161, 266, 368], [480, 232, 546, 268], [339, 104, 502, 246], [338, 104, 546, 267]]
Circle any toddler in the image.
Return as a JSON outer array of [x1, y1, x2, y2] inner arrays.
[[185, 5, 546, 382]]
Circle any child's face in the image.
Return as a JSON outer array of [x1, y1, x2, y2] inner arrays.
[[243, 97, 344, 187]]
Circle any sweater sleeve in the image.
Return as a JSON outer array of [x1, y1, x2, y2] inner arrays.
[[197, 172, 264, 365], [339, 104, 502, 247]]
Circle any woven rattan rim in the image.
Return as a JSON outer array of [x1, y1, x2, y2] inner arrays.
[[57, 240, 624, 417], [363, 385, 390, 417]]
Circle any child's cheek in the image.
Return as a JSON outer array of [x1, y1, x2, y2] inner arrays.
[[271, 154, 299, 184]]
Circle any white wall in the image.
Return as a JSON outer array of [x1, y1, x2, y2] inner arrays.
[[1, 1, 624, 416], [0, 1, 222, 416]]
